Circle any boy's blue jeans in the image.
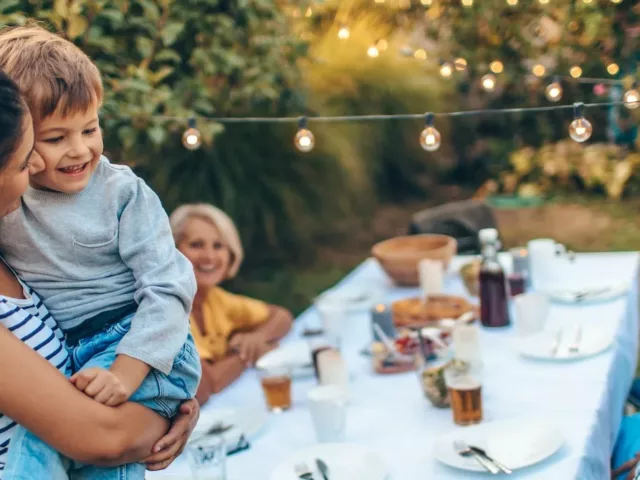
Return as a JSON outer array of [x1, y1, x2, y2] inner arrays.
[[3, 314, 201, 480]]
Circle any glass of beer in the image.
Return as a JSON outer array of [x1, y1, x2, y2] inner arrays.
[[258, 366, 292, 412], [444, 361, 483, 426]]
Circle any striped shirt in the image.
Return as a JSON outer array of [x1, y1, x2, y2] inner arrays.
[[0, 276, 70, 474]]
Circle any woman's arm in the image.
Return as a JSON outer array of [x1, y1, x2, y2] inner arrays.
[[254, 305, 294, 343], [229, 305, 293, 365], [0, 325, 168, 466], [196, 354, 247, 404]]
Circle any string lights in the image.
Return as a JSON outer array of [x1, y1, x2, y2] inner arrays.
[[568, 103, 593, 143], [294, 117, 315, 152], [623, 85, 640, 109], [172, 101, 621, 154], [481, 73, 497, 92], [439, 61, 453, 78], [419, 113, 441, 151], [545, 77, 563, 102], [181, 117, 202, 150]]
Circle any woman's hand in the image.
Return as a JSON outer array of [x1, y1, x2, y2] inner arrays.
[[144, 399, 200, 471], [229, 332, 274, 365]]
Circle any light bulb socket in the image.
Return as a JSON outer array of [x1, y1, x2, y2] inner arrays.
[[573, 102, 585, 119], [553, 76, 561, 84], [298, 116, 308, 130], [188, 117, 197, 129], [425, 112, 435, 127]]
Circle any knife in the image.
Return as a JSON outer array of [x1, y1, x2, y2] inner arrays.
[[468, 445, 512, 475], [316, 458, 329, 480]]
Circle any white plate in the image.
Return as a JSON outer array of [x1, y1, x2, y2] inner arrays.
[[256, 341, 315, 378], [315, 285, 384, 311], [269, 443, 389, 480], [517, 325, 613, 361], [188, 406, 267, 446], [540, 283, 628, 304], [433, 419, 563, 473]]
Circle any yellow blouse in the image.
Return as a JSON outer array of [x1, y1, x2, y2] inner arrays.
[[190, 286, 270, 361]]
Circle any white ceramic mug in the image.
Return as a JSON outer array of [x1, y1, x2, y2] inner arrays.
[[513, 293, 549, 336], [307, 385, 347, 443], [316, 299, 347, 343], [527, 238, 568, 290]]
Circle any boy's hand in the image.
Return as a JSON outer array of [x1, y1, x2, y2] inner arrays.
[[70, 367, 130, 406]]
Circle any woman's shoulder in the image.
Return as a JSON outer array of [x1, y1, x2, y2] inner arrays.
[[0, 295, 69, 372]]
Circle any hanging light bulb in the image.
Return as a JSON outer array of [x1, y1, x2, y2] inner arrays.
[[623, 86, 640, 109], [367, 45, 380, 58], [532, 64, 546, 77], [570, 65, 583, 78], [481, 73, 497, 92], [294, 117, 315, 153], [461, 0, 474, 7], [182, 117, 202, 150], [454, 58, 467, 71], [582, 0, 593, 3], [507, 0, 518, 5], [420, 113, 441, 152], [421, 0, 433, 4], [607, 63, 620, 75], [440, 61, 453, 78], [610, 0, 622, 3], [490, 60, 504, 74], [305, 7, 313, 17], [414, 48, 427, 60], [569, 103, 593, 143], [338, 25, 350, 40], [539, 0, 549, 4], [545, 77, 563, 102], [376, 39, 388, 52]]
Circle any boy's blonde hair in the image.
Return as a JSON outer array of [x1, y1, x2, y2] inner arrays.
[[170, 204, 245, 279], [0, 25, 103, 122]]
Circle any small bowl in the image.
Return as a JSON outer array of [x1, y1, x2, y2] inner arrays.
[[372, 234, 457, 286], [460, 260, 481, 297]]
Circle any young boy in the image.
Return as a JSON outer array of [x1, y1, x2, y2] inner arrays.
[[0, 26, 201, 479]]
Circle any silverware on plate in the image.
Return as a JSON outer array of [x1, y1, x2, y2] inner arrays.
[[550, 329, 563, 357], [316, 458, 329, 480], [573, 287, 610, 302], [467, 444, 512, 475], [568, 325, 582, 354], [189, 422, 234, 443], [294, 462, 314, 479], [453, 440, 500, 474]]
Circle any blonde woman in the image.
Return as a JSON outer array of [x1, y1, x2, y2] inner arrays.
[[170, 204, 293, 403]]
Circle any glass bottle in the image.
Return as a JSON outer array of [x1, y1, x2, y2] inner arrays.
[[478, 229, 510, 327]]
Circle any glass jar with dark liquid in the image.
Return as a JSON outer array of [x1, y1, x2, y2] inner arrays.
[[478, 230, 510, 328]]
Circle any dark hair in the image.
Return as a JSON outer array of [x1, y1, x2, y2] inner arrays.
[[0, 69, 27, 171]]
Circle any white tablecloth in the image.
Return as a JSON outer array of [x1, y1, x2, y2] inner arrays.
[[149, 252, 639, 479]]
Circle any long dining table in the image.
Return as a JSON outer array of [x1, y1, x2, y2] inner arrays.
[[149, 251, 639, 479]]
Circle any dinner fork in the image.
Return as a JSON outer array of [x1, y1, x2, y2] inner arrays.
[[294, 462, 314, 479], [569, 325, 582, 354], [550, 328, 563, 357]]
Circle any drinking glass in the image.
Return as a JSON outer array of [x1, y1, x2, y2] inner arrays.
[[513, 292, 549, 336], [186, 436, 226, 480], [444, 361, 483, 426], [258, 366, 292, 412]]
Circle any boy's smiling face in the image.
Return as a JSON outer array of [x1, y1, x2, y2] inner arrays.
[[31, 100, 103, 194]]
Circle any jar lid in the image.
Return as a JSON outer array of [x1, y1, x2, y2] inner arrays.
[[478, 228, 499, 244]]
